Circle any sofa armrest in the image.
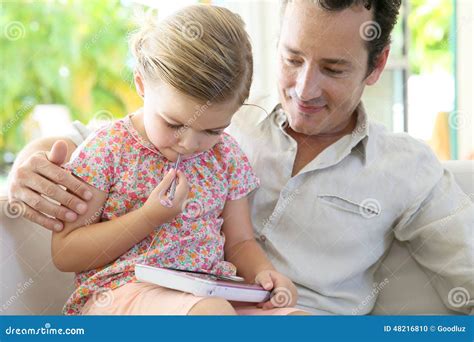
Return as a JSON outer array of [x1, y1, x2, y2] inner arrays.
[[0, 198, 74, 315]]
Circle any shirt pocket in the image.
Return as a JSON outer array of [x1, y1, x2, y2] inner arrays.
[[316, 194, 381, 218], [315, 193, 390, 255]]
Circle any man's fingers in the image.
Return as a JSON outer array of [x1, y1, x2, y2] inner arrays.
[[47, 140, 68, 165], [22, 175, 87, 215], [21, 204, 63, 232], [36, 162, 93, 201], [19, 188, 78, 222]]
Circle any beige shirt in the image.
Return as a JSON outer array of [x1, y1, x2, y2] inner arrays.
[[69, 96, 473, 315], [227, 95, 473, 315]]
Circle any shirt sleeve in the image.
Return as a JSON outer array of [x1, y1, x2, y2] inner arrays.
[[393, 153, 474, 314], [63, 120, 93, 147], [222, 134, 260, 201], [63, 125, 118, 193]]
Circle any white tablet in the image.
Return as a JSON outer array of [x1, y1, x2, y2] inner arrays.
[[135, 264, 270, 303]]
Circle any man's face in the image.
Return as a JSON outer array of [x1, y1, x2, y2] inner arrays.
[[277, 0, 385, 136]]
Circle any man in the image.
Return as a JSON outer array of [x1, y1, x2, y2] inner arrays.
[[7, 0, 474, 314]]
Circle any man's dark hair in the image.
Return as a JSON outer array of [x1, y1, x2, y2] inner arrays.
[[317, 0, 402, 74]]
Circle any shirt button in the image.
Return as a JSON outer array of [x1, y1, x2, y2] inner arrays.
[[260, 235, 267, 242]]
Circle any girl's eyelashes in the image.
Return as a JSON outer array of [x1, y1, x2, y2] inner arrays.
[[166, 122, 184, 130], [285, 58, 302, 66], [205, 130, 222, 136], [166, 122, 222, 136]]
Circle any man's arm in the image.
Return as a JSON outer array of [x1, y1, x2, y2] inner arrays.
[[51, 185, 156, 273], [394, 168, 474, 314], [7, 138, 94, 231], [12, 136, 76, 168], [52, 169, 189, 273]]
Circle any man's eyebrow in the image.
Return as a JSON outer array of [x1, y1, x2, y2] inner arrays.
[[283, 45, 352, 67], [320, 58, 352, 67], [160, 112, 229, 131], [283, 44, 304, 56]]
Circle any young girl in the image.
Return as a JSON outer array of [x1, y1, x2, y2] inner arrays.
[[52, 5, 304, 315]]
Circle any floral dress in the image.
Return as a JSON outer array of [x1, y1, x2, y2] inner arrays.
[[62, 114, 259, 315]]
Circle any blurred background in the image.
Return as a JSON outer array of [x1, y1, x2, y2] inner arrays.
[[1, 0, 473, 191]]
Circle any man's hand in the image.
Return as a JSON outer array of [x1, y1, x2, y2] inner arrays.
[[7, 140, 93, 231], [255, 270, 298, 309]]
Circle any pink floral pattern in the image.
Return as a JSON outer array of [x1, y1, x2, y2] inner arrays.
[[62, 114, 259, 315]]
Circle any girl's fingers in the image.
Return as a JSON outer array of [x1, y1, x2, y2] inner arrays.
[[256, 272, 273, 291], [262, 300, 275, 310], [174, 171, 189, 198], [156, 169, 176, 192]]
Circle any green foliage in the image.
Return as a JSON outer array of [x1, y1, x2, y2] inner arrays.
[[0, 0, 140, 154], [408, 0, 454, 75], [0, 0, 455, 156]]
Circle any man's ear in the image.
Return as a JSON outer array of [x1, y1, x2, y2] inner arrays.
[[365, 46, 390, 86], [134, 71, 145, 98]]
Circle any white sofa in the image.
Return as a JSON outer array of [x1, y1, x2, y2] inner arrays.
[[0, 161, 472, 315]]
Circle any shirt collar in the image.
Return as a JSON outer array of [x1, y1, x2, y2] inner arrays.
[[262, 100, 375, 168], [253, 91, 281, 125], [349, 102, 374, 165], [300, 103, 374, 170]]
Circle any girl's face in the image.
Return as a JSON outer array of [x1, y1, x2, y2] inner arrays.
[[135, 74, 240, 162]]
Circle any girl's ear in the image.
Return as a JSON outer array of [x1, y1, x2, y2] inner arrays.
[[134, 71, 145, 98]]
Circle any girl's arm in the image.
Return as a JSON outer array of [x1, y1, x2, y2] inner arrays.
[[222, 197, 298, 308], [222, 197, 276, 281], [51, 169, 188, 273]]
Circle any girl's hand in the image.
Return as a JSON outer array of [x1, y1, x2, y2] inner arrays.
[[255, 270, 298, 309], [141, 169, 189, 225]]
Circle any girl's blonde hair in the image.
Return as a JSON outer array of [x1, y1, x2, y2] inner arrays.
[[130, 5, 253, 105]]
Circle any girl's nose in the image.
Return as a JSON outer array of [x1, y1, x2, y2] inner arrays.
[[179, 131, 201, 152]]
